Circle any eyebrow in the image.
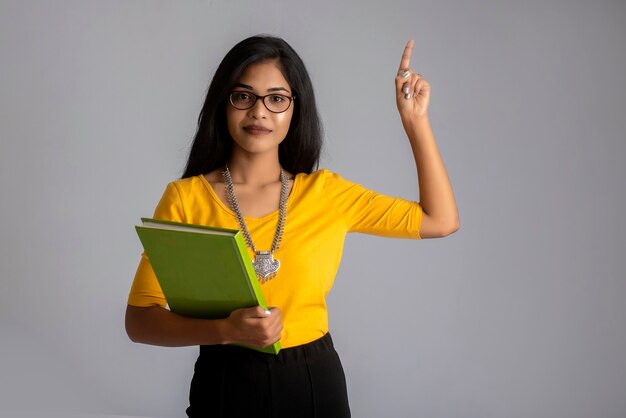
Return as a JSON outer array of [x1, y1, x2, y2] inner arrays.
[[233, 83, 291, 94]]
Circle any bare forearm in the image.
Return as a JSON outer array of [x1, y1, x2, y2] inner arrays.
[[403, 116, 459, 229], [125, 305, 228, 347]]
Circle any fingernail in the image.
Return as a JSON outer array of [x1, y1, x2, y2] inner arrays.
[[404, 93, 412, 100], [264, 310, 271, 315], [402, 70, 410, 78], [402, 86, 410, 94]]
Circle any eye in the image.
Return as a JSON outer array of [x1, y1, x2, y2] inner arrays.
[[269, 94, 286, 103], [234, 92, 252, 101]]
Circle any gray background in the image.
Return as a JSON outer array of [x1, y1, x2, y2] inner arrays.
[[1, 1, 625, 417]]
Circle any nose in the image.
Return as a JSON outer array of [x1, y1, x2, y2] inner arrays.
[[246, 98, 268, 119]]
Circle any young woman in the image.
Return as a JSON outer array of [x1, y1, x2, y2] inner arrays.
[[126, 35, 459, 417]]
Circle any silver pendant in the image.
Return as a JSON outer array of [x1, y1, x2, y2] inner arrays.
[[253, 251, 280, 283]]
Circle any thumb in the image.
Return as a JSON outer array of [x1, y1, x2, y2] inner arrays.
[[249, 306, 272, 318]]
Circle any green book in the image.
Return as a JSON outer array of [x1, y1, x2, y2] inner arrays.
[[135, 217, 280, 354]]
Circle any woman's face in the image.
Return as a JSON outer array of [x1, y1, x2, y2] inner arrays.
[[226, 60, 294, 156]]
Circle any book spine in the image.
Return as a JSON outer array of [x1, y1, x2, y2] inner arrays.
[[233, 232, 268, 310], [233, 232, 281, 354]]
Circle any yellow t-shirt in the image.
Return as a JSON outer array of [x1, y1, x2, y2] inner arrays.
[[128, 169, 422, 348]]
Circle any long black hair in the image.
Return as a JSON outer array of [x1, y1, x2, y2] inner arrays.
[[181, 35, 323, 179]]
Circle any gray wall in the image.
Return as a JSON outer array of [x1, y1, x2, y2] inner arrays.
[[1, 1, 625, 417]]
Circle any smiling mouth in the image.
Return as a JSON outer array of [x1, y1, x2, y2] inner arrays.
[[243, 126, 272, 135]]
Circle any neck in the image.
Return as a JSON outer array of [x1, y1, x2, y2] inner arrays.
[[226, 150, 282, 186]]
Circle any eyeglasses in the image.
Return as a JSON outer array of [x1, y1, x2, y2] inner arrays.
[[229, 91, 295, 113]]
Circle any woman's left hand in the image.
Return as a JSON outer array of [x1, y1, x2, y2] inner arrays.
[[395, 40, 431, 121]]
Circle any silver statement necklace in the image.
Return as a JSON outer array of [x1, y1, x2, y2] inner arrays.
[[222, 164, 288, 283]]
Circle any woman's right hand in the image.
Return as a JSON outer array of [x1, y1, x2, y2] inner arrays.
[[224, 306, 283, 348]]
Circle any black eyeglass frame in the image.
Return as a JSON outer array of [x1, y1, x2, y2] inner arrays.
[[228, 91, 296, 114]]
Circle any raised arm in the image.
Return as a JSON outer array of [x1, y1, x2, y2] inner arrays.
[[395, 40, 459, 238]]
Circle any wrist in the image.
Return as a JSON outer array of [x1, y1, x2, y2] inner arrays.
[[202, 318, 232, 345], [402, 113, 430, 132]]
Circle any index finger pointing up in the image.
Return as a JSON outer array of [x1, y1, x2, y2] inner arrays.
[[399, 40, 415, 71]]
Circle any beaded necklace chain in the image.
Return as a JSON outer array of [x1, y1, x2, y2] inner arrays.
[[222, 164, 288, 283]]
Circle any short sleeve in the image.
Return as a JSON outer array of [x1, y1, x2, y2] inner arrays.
[[127, 182, 186, 307], [323, 170, 422, 239]]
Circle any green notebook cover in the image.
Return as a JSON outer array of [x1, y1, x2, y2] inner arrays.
[[135, 217, 280, 354]]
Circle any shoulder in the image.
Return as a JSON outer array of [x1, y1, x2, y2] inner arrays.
[[294, 168, 330, 190], [153, 175, 212, 222], [165, 175, 207, 197], [293, 169, 364, 199], [300, 168, 360, 189], [296, 168, 335, 184], [153, 176, 208, 214]]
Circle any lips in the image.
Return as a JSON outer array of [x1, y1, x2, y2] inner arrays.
[[243, 125, 272, 135]]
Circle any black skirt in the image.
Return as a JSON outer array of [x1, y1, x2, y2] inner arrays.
[[186, 332, 351, 418]]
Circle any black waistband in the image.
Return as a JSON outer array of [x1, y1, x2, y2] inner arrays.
[[199, 332, 335, 363]]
